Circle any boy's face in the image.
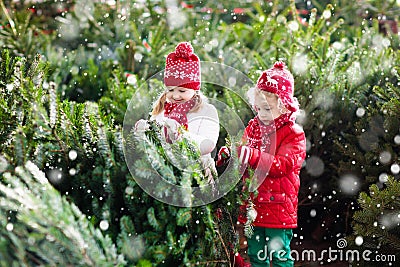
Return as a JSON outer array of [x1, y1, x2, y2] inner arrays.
[[254, 94, 282, 124], [166, 86, 196, 104]]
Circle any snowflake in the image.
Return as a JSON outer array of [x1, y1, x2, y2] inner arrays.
[[188, 72, 199, 81], [173, 71, 181, 79], [179, 71, 186, 79]]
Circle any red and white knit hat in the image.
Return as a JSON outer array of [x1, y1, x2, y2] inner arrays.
[[164, 42, 201, 90], [256, 61, 298, 112]]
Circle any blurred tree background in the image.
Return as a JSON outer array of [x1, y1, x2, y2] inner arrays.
[[0, 0, 399, 266]]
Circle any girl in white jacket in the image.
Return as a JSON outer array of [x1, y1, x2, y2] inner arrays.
[[135, 42, 219, 180]]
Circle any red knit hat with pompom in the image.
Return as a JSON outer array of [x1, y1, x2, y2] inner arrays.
[[256, 61, 298, 112], [164, 42, 201, 90]]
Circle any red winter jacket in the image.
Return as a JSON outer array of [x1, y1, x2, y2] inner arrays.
[[238, 121, 306, 229]]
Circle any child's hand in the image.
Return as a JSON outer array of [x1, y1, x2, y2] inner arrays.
[[216, 146, 231, 167], [237, 146, 261, 169], [163, 118, 181, 143], [134, 119, 149, 135], [237, 145, 252, 166]]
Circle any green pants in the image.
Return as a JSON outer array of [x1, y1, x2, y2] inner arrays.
[[247, 227, 294, 267]]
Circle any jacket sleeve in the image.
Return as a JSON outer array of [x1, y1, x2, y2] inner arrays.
[[250, 125, 306, 178], [186, 104, 220, 155]]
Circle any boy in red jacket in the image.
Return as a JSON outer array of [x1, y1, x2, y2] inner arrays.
[[218, 61, 306, 266]]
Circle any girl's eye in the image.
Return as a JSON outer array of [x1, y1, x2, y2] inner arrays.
[[179, 90, 186, 93]]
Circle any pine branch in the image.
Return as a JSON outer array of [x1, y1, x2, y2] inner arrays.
[[0, 161, 126, 266], [352, 177, 400, 251]]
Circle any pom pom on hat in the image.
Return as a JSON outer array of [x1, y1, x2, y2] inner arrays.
[[174, 42, 194, 58], [273, 61, 286, 69], [164, 42, 201, 90], [256, 61, 298, 112]]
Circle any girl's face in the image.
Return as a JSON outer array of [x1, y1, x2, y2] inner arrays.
[[254, 94, 282, 124], [166, 86, 196, 104]]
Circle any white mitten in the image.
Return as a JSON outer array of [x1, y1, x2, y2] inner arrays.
[[163, 118, 181, 142], [134, 119, 149, 136], [238, 145, 252, 166]]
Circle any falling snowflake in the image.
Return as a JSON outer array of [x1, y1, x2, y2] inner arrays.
[[166, 6, 187, 29], [390, 163, 400, 175], [338, 174, 360, 195], [57, 14, 80, 41], [347, 61, 363, 86], [379, 212, 400, 230], [125, 186, 134, 195], [121, 235, 145, 261], [322, 10, 332, 19], [356, 107, 366, 117], [69, 150, 78, 161], [228, 76, 236, 87], [305, 156, 325, 177], [210, 39, 218, 47], [6, 223, 13, 232], [99, 220, 109, 231], [310, 209, 317, 217], [134, 53, 143, 62], [379, 173, 389, 183], [296, 110, 307, 126], [48, 169, 63, 184], [127, 74, 137, 86], [70, 66, 79, 76], [332, 41, 345, 51], [69, 168, 77, 176], [269, 236, 284, 251], [355, 236, 363, 246], [371, 34, 391, 53], [379, 151, 391, 165], [204, 43, 212, 52], [292, 53, 308, 75], [288, 21, 299, 32]]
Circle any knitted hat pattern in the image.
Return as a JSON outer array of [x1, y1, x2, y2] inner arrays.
[[256, 61, 299, 112], [164, 42, 201, 90]]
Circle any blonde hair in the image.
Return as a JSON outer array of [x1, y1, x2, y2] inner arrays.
[[151, 90, 204, 116], [247, 87, 288, 114]]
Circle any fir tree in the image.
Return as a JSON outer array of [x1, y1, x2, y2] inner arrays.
[[0, 49, 128, 239], [0, 160, 126, 266], [0, 1, 52, 60], [0, 49, 242, 266], [1, 0, 400, 265], [120, 103, 243, 265], [333, 39, 400, 262], [349, 177, 400, 265]]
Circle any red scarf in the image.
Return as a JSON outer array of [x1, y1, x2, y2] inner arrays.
[[246, 113, 295, 152], [164, 97, 197, 130]]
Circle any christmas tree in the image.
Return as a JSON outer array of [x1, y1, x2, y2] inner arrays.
[[336, 57, 400, 261], [1, 0, 400, 265], [0, 48, 244, 265], [0, 160, 126, 266], [350, 177, 400, 265]]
